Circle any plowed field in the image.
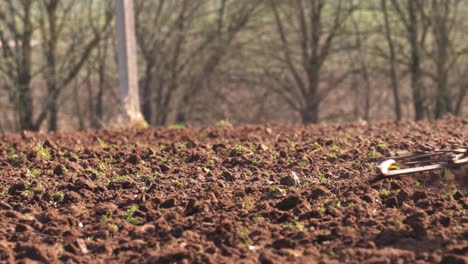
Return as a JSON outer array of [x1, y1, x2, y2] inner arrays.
[[0, 117, 467, 263]]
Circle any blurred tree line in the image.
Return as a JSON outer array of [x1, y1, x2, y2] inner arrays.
[[0, 0, 467, 132]]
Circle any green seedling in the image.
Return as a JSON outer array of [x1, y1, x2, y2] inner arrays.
[[243, 199, 252, 211], [310, 141, 322, 149], [21, 190, 33, 196], [282, 224, 293, 230], [54, 191, 65, 200], [169, 123, 185, 129], [125, 205, 140, 224], [296, 182, 310, 189], [367, 150, 382, 159], [332, 201, 341, 208], [173, 180, 184, 188], [254, 216, 264, 222], [97, 137, 106, 148], [329, 145, 341, 153], [234, 144, 244, 152], [295, 221, 305, 232], [97, 161, 106, 172], [108, 223, 118, 232], [200, 131, 209, 139], [36, 143, 51, 160], [113, 175, 129, 182], [378, 143, 388, 148], [100, 212, 110, 222], [318, 171, 326, 183], [242, 227, 250, 236], [380, 189, 391, 197]]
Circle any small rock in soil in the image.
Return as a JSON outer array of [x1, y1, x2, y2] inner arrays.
[[222, 171, 236, 181], [8, 182, 26, 195], [452, 190, 464, 200], [159, 164, 171, 173], [280, 172, 300, 186], [53, 165, 67, 176], [439, 215, 451, 227], [161, 198, 177, 208], [276, 195, 302, 211], [125, 154, 141, 165], [385, 196, 399, 208], [441, 254, 468, 264], [309, 187, 331, 199]]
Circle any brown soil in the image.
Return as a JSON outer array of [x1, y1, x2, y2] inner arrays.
[[0, 117, 467, 263]]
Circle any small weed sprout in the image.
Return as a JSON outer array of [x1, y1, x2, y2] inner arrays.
[[380, 189, 391, 197], [242, 227, 250, 236], [173, 180, 184, 188], [329, 145, 341, 153], [108, 223, 118, 232], [200, 131, 209, 139], [243, 199, 252, 211], [125, 205, 140, 224], [318, 171, 326, 183], [169, 123, 185, 129], [234, 144, 244, 152], [367, 150, 381, 159], [97, 161, 106, 172], [295, 221, 305, 232], [100, 213, 110, 222], [332, 201, 341, 208], [254, 216, 264, 222], [113, 175, 129, 182], [36, 143, 51, 160], [97, 137, 106, 148], [299, 156, 308, 166], [54, 191, 65, 200], [21, 190, 33, 196]]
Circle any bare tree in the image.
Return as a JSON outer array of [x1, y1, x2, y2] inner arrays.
[[37, 0, 112, 131], [0, 1, 36, 131], [135, 0, 260, 126], [266, 0, 357, 124], [390, 0, 430, 120], [135, 0, 199, 125], [381, 0, 402, 120]]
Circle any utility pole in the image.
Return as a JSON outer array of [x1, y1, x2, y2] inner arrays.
[[115, 0, 147, 127]]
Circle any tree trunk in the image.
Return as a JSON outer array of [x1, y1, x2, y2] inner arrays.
[[301, 102, 320, 124], [17, 3, 34, 131], [140, 63, 153, 124], [433, 0, 451, 119], [17, 68, 34, 131], [48, 92, 58, 131], [407, 0, 425, 120], [382, 0, 402, 121]]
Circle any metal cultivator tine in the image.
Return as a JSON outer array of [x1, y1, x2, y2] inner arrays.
[[376, 146, 468, 177]]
